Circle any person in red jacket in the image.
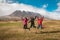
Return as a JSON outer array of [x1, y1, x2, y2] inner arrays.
[[37, 16, 44, 29]]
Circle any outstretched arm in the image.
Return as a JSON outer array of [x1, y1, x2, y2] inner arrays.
[[41, 16, 44, 21], [34, 16, 37, 20], [28, 19, 31, 23]]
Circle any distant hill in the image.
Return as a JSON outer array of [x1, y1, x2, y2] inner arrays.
[[9, 10, 41, 17], [0, 10, 41, 21]]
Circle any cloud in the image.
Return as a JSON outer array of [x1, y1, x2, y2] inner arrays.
[[47, 12, 60, 20], [42, 4, 48, 9], [0, 3, 48, 16], [0, 0, 60, 20], [43, 2, 60, 20], [49, 2, 60, 20], [55, 2, 60, 12]]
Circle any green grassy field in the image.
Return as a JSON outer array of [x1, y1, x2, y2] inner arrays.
[[0, 20, 60, 40]]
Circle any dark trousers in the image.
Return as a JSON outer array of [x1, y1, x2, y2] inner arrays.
[[30, 23, 36, 28], [37, 24, 42, 29], [23, 24, 27, 29], [23, 24, 30, 30]]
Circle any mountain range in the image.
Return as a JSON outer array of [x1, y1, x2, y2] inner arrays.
[[0, 10, 41, 21]]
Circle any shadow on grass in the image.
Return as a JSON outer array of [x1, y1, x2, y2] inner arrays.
[[36, 30, 60, 34], [44, 38, 58, 40]]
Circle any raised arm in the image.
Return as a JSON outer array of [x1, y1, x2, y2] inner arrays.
[[41, 16, 44, 21], [34, 16, 37, 20]]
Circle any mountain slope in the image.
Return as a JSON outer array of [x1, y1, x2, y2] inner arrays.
[[0, 10, 41, 21], [9, 10, 41, 17]]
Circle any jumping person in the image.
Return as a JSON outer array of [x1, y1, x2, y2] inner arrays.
[[29, 16, 36, 28], [35, 16, 44, 33], [37, 16, 44, 29], [22, 17, 30, 30]]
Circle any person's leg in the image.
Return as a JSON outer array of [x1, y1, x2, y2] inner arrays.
[[39, 24, 43, 33], [40, 24, 43, 29], [33, 23, 36, 28], [24, 24, 29, 30], [23, 25, 26, 29], [26, 24, 30, 30], [37, 24, 42, 29], [30, 24, 33, 28], [23, 25, 26, 33], [37, 24, 40, 29], [25, 24, 27, 29], [36, 25, 40, 33]]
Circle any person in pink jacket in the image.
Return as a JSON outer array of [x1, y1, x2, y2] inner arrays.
[[22, 17, 30, 30]]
